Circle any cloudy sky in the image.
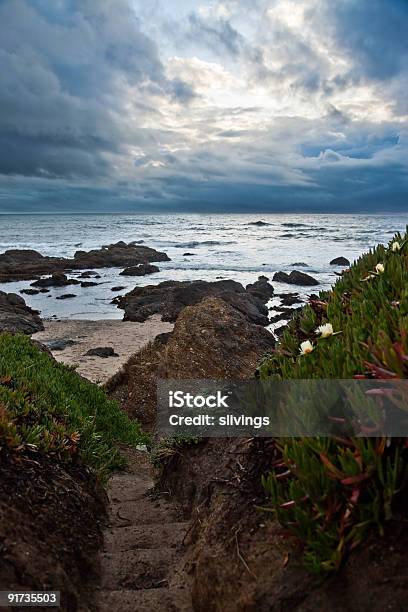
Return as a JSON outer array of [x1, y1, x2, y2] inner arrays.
[[0, 0, 407, 213]]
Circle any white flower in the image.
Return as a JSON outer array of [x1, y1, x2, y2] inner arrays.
[[391, 241, 401, 252], [375, 263, 385, 274], [316, 323, 334, 338], [300, 340, 314, 355]]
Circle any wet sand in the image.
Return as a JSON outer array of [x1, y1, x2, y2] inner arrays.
[[33, 316, 174, 384]]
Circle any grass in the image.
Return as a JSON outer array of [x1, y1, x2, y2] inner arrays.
[[0, 333, 148, 480], [150, 434, 200, 471], [258, 229, 408, 573]]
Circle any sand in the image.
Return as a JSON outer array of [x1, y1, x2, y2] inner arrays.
[[33, 316, 174, 384]]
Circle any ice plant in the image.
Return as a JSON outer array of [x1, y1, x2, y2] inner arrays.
[[316, 323, 334, 338], [391, 241, 401, 252], [299, 340, 314, 355], [259, 229, 408, 575]]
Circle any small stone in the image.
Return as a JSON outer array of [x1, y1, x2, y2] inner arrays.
[[85, 346, 119, 358], [56, 293, 77, 300], [330, 256, 350, 266]]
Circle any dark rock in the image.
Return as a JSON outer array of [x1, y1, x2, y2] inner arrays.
[[330, 256, 350, 266], [20, 288, 40, 296], [0, 250, 68, 282], [0, 291, 43, 334], [119, 264, 160, 276], [273, 271, 290, 283], [277, 292, 302, 306], [73, 242, 169, 269], [111, 286, 127, 292], [248, 221, 270, 226], [0, 242, 170, 282], [55, 294, 77, 300], [117, 279, 270, 326], [85, 347, 118, 358], [46, 339, 77, 351], [269, 310, 292, 323], [269, 306, 302, 324], [106, 297, 275, 423], [289, 270, 319, 286], [183, 252, 196, 256], [80, 281, 99, 288], [246, 277, 274, 302], [290, 262, 309, 267], [156, 297, 275, 378], [31, 273, 80, 288], [78, 271, 98, 278], [273, 270, 319, 286]]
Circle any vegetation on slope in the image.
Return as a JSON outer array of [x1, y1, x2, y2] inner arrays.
[[259, 230, 408, 573], [0, 334, 147, 479]]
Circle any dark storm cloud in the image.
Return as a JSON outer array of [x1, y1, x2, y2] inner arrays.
[[0, 0, 194, 180], [0, 0, 407, 213], [328, 0, 408, 81]]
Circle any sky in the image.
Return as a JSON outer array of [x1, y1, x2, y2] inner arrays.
[[0, 0, 407, 213]]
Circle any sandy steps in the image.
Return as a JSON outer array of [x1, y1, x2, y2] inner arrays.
[[95, 452, 192, 611], [97, 587, 192, 612]]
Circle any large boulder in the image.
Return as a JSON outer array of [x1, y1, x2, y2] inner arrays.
[[0, 250, 68, 282], [0, 291, 43, 334], [116, 279, 270, 326], [106, 296, 275, 423], [246, 276, 274, 301], [273, 270, 319, 286], [72, 242, 169, 269], [155, 297, 275, 380]]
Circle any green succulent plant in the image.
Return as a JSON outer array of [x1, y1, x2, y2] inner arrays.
[[258, 229, 408, 573], [0, 334, 148, 480]]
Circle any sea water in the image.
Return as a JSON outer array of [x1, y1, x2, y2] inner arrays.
[[0, 213, 406, 320]]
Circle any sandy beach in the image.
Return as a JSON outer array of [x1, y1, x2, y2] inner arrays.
[[33, 315, 174, 384]]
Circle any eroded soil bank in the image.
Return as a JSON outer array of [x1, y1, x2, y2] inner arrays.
[[0, 453, 106, 611]]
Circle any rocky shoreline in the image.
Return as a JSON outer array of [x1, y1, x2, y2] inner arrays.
[[0, 239, 347, 384], [0, 241, 169, 282]]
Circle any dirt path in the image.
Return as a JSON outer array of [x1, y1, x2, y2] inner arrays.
[[94, 448, 192, 612]]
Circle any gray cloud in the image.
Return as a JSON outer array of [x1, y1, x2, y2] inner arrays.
[[0, 0, 194, 180], [0, 0, 407, 213], [328, 0, 408, 81]]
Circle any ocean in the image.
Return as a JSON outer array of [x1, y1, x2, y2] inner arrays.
[[0, 213, 406, 320]]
